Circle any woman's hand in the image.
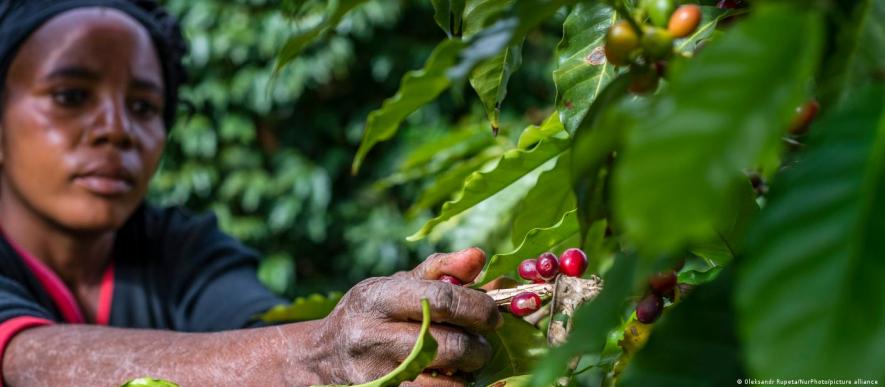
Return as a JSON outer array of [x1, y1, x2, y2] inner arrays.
[[316, 247, 501, 386]]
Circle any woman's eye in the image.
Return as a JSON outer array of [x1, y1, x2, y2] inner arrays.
[[52, 89, 88, 107], [129, 99, 160, 118]]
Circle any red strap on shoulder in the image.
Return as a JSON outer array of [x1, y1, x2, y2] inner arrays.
[[96, 262, 115, 326], [0, 227, 115, 325]]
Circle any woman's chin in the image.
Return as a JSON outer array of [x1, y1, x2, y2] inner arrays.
[[54, 198, 137, 233]]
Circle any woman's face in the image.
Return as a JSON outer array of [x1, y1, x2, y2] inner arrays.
[[0, 7, 166, 233]]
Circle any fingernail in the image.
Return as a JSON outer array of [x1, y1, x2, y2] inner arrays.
[[461, 247, 487, 260]]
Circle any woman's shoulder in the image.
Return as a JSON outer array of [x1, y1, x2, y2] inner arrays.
[[117, 203, 258, 265]]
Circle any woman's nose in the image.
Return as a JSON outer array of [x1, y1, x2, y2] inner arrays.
[[89, 98, 135, 149]]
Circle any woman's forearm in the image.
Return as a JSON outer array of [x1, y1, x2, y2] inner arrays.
[[2, 320, 329, 387]]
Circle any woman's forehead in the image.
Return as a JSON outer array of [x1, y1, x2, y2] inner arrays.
[[14, 7, 162, 84]]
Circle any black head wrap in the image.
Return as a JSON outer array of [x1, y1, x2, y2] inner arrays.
[[0, 0, 188, 128]]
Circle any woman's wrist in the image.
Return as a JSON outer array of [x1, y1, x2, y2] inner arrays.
[[279, 319, 336, 385]]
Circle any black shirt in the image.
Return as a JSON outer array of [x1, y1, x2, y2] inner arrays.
[[0, 204, 287, 331]]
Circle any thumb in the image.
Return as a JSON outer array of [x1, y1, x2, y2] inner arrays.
[[408, 247, 486, 283]]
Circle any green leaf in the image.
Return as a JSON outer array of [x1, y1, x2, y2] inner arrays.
[[121, 378, 178, 387], [510, 152, 575, 245], [677, 267, 723, 286], [618, 267, 745, 387], [407, 135, 570, 241], [738, 86, 885, 379], [570, 75, 633, 237], [843, 0, 885, 100], [715, 179, 760, 255], [477, 209, 579, 285], [469, 41, 524, 132], [582, 219, 611, 275], [398, 125, 493, 174], [436, 170, 538, 248], [353, 299, 439, 387], [553, 3, 617, 134], [352, 39, 466, 174], [475, 315, 548, 386], [432, 0, 466, 37], [449, 0, 575, 83], [274, 0, 369, 71], [613, 4, 824, 253], [689, 241, 733, 268], [463, 0, 514, 38], [516, 112, 566, 150], [447, 18, 518, 84], [508, 0, 575, 40], [817, 0, 882, 106], [407, 147, 502, 217], [379, 126, 498, 190], [688, 179, 759, 268], [460, 0, 524, 132], [529, 253, 638, 387], [259, 292, 343, 323]]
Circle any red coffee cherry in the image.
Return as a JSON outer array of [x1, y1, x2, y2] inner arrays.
[[788, 99, 820, 135], [648, 271, 677, 295], [559, 248, 588, 277], [716, 0, 747, 9], [605, 20, 640, 66], [518, 259, 540, 281], [629, 66, 660, 95], [668, 5, 701, 38], [536, 252, 559, 280], [510, 292, 542, 317], [438, 275, 462, 286], [636, 293, 664, 324]]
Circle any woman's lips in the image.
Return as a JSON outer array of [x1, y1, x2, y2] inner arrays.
[[73, 175, 134, 196]]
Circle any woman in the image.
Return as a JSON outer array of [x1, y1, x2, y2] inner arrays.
[[0, 1, 500, 386]]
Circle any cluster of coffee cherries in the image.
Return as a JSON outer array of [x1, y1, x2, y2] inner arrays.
[[635, 260, 684, 324], [604, 0, 701, 94], [604, 0, 750, 94], [507, 248, 589, 317]]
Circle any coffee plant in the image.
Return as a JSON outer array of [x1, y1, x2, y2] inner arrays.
[[262, 0, 885, 385], [137, 0, 885, 385]]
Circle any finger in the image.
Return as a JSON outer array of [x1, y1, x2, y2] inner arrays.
[[400, 372, 466, 387], [407, 248, 486, 283], [479, 276, 520, 291], [377, 322, 492, 373], [373, 279, 502, 332], [426, 324, 492, 372]]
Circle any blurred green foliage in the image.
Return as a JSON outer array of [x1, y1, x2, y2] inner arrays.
[[153, 0, 561, 296]]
